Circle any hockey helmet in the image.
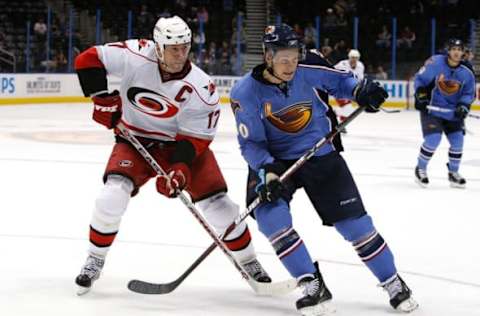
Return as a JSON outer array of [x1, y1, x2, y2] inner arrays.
[[447, 38, 465, 51], [153, 16, 192, 61], [262, 24, 305, 59], [348, 49, 361, 59]]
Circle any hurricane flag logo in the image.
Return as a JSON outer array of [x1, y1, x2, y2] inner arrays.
[[127, 87, 179, 118]]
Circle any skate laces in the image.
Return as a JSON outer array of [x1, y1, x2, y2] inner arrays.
[[417, 168, 427, 179], [81, 255, 105, 278], [381, 275, 403, 299], [300, 276, 320, 297], [243, 259, 266, 278]]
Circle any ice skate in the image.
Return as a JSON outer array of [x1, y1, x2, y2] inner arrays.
[[447, 163, 466, 189], [414, 166, 428, 188], [75, 254, 105, 295], [380, 274, 418, 313], [296, 262, 334, 316], [242, 258, 272, 283]]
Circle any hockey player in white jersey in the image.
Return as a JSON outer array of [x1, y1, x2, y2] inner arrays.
[[73, 15, 271, 295], [334, 49, 365, 125]]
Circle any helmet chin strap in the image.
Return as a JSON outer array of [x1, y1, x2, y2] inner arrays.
[[264, 64, 285, 84]]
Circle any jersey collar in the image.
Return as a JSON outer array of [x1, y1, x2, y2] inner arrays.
[[159, 60, 192, 82]]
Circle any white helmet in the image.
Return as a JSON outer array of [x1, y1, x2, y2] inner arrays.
[[348, 49, 361, 59], [153, 16, 192, 62]]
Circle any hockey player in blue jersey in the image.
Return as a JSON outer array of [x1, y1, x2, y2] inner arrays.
[[230, 24, 418, 315], [414, 38, 475, 188]]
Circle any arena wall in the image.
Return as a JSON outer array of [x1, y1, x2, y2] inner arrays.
[[1, 74, 479, 110]]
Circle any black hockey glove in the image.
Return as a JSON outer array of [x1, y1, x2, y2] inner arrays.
[[414, 87, 430, 111], [354, 78, 388, 113], [455, 104, 469, 119], [255, 161, 287, 203]]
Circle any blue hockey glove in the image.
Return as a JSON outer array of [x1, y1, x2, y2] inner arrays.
[[255, 162, 287, 203], [414, 87, 430, 111], [454, 104, 469, 119], [354, 78, 388, 113]]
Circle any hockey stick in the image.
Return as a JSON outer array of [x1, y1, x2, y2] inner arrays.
[[380, 107, 401, 114], [116, 123, 296, 296], [126, 105, 367, 295], [427, 105, 479, 119]]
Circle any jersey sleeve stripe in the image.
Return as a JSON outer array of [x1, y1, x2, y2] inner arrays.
[[74, 47, 104, 69], [299, 64, 349, 74]]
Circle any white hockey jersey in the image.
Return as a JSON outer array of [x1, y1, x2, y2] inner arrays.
[[95, 39, 220, 142], [334, 59, 365, 81]]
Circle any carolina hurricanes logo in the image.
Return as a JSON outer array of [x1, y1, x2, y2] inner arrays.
[[127, 87, 179, 118], [436, 74, 461, 96], [264, 102, 312, 133]]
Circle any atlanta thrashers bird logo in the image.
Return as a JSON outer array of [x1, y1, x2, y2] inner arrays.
[[127, 87, 179, 118], [264, 102, 312, 133], [436, 73, 461, 96]]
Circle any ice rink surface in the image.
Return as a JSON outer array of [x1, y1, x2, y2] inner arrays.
[[0, 103, 479, 316]]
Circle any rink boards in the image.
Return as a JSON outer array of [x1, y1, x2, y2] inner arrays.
[[1, 73, 480, 110]]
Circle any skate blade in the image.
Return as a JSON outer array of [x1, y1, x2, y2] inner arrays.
[[396, 298, 419, 313], [414, 178, 428, 188], [449, 182, 466, 189], [76, 286, 91, 296], [299, 301, 335, 316]]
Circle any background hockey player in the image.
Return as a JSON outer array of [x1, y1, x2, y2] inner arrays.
[[73, 15, 270, 295], [334, 49, 365, 127], [230, 24, 418, 315], [413, 38, 475, 188]]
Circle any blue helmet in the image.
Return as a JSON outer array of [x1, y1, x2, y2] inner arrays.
[[262, 24, 305, 58]]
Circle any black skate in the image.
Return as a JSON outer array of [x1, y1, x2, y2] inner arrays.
[[447, 163, 466, 189], [242, 258, 272, 283], [296, 262, 334, 316], [380, 274, 418, 313], [75, 254, 105, 295], [414, 166, 429, 187]]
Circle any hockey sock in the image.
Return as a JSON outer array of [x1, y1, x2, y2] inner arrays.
[[446, 131, 464, 172], [334, 215, 396, 282], [417, 133, 441, 170], [255, 200, 316, 277]]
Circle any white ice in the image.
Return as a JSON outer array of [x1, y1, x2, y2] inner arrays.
[[0, 104, 479, 316]]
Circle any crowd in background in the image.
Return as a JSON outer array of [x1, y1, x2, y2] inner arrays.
[[0, 0, 478, 78]]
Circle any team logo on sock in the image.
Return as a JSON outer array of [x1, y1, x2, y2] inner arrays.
[[264, 101, 312, 133], [436, 74, 461, 96]]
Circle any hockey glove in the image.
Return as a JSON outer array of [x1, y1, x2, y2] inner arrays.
[[455, 104, 469, 119], [156, 163, 191, 198], [255, 161, 287, 203], [354, 78, 388, 112], [414, 87, 430, 111], [91, 90, 122, 129]]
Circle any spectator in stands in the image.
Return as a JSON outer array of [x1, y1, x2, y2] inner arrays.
[[376, 25, 391, 48], [218, 40, 231, 74], [397, 26, 416, 49], [375, 65, 388, 80], [53, 50, 68, 72], [321, 45, 333, 61], [303, 22, 317, 49], [293, 24, 304, 37], [137, 5, 154, 38], [329, 39, 348, 64], [197, 6, 209, 24], [230, 47, 244, 76], [34, 17, 47, 42], [323, 8, 338, 33]]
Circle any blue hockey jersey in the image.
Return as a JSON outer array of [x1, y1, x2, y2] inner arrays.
[[414, 54, 475, 121], [230, 63, 358, 171]]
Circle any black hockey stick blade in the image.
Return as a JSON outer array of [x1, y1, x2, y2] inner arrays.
[[128, 243, 216, 294], [380, 107, 401, 113]]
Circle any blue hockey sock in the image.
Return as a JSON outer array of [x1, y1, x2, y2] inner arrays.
[[334, 215, 396, 282], [255, 200, 315, 278], [446, 131, 464, 172], [417, 133, 441, 170]]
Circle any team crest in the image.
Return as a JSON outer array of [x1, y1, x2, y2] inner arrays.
[[203, 81, 216, 96], [264, 101, 312, 133], [436, 74, 461, 96], [127, 87, 179, 118], [230, 99, 242, 115]]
